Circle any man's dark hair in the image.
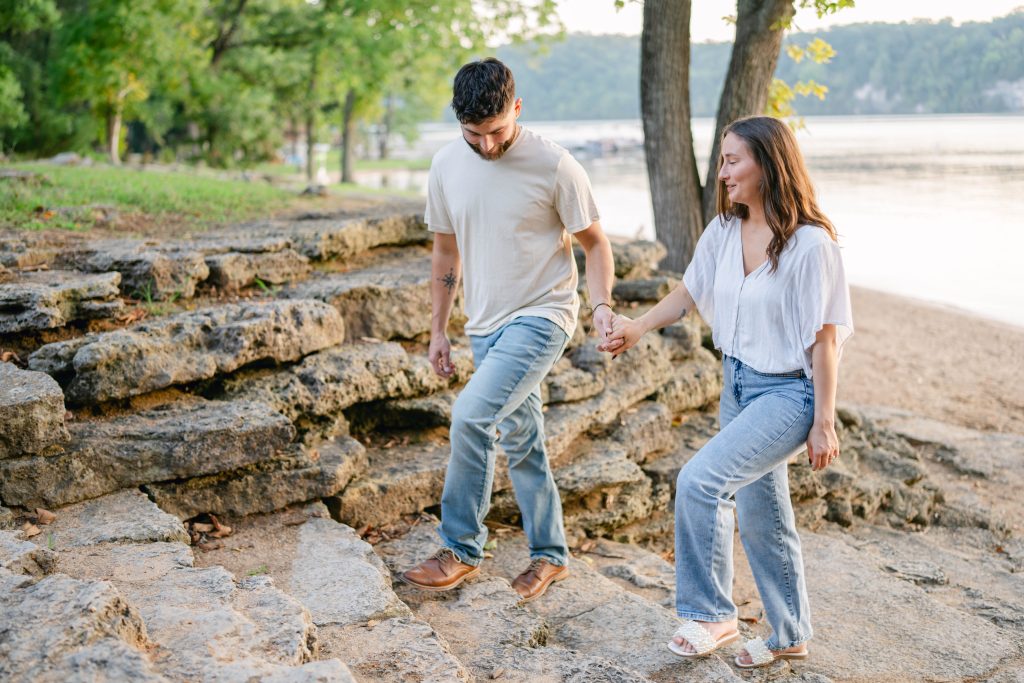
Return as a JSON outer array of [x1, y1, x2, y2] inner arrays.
[[451, 58, 516, 124]]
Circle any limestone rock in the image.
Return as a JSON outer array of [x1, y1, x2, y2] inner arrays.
[[651, 347, 722, 415], [612, 275, 678, 302], [325, 617, 470, 683], [0, 362, 70, 458], [204, 249, 311, 291], [543, 366, 604, 404], [29, 299, 344, 404], [59, 239, 209, 300], [607, 401, 675, 464], [575, 240, 666, 280], [0, 570, 165, 683], [290, 517, 409, 626], [39, 489, 189, 550], [557, 447, 655, 534], [223, 341, 472, 433], [146, 436, 367, 520], [1, 529, 58, 576], [0, 400, 294, 508], [659, 315, 706, 359], [0, 270, 123, 333], [236, 211, 429, 261], [281, 253, 458, 340], [348, 391, 457, 431]]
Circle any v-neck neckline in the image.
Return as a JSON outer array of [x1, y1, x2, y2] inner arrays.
[[738, 220, 769, 279]]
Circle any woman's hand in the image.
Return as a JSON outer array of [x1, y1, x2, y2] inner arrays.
[[806, 420, 839, 471], [597, 314, 645, 357]]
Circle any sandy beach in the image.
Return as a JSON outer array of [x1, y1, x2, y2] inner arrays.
[[839, 286, 1024, 434]]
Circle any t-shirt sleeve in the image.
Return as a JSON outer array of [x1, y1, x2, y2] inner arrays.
[[424, 162, 454, 234], [682, 219, 721, 322], [553, 154, 600, 234], [795, 240, 854, 354]]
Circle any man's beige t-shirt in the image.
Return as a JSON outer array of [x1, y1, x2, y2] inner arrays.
[[425, 126, 599, 338]]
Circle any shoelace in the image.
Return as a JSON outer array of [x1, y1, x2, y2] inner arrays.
[[431, 547, 458, 576]]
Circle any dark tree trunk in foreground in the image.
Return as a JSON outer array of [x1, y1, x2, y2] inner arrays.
[[341, 88, 357, 184], [640, 0, 703, 272], [701, 0, 795, 222]]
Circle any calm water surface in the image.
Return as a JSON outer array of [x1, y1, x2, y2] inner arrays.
[[356, 115, 1024, 327]]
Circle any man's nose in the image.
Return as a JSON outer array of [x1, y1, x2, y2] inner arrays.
[[479, 136, 496, 152]]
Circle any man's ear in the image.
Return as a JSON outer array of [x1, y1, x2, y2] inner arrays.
[[513, 97, 522, 117]]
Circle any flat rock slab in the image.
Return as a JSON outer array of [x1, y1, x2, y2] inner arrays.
[[0, 361, 69, 459], [282, 253, 455, 340], [59, 239, 210, 300], [323, 618, 471, 683], [234, 211, 429, 261], [1, 529, 58, 576], [612, 275, 679, 302], [29, 299, 344, 404], [147, 436, 367, 520], [575, 240, 666, 280], [39, 489, 189, 550], [0, 399, 294, 508], [59, 541, 346, 682], [204, 249, 311, 291], [223, 340, 472, 431], [790, 531, 1019, 682], [651, 347, 722, 415], [0, 270, 123, 333], [608, 401, 675, 464], [0, 569, 166, 682]]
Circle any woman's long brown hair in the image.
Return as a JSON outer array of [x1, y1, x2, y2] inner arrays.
[[715, 115, 836, 272]]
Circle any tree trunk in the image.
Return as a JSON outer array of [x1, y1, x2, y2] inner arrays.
[[378, 93, 393, 160], [640, 0, 703, 272], [305, 51, 319, 183], [107, 105, 123, 165], [341, 88, 357, 184], [701, 0, 795, 222]]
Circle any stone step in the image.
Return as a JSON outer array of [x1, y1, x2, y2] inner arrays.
[[280, 251, 460, 341], [612, 274, 679, 303], [203, 248, 311, 292], [0, 399, 295, 509], [28, 299, 344, 404], [0, 361, 69, 459], [59, 238, 211, 301], [375, 521, 742, 682], [574, 239, 666, 280], [0, 270, 124, 334], [192, 503, 471, 682], [18, 489, 354, 682], [221, 340, 473, 442], [146, 436, 368, 520], [226, 209, 429, 262]]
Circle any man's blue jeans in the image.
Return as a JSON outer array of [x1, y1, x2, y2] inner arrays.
[[438, 316, 570, 567], [675, 355, 815, 650]]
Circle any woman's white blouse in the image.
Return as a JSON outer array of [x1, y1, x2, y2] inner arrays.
[[682, 215, 853, 379]]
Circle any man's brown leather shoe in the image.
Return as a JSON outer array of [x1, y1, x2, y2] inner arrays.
[[400, 548, 480, 591], [511, 558, 570, 602]]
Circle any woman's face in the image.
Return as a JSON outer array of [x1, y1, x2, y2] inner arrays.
[[718, 132, 763, 208]]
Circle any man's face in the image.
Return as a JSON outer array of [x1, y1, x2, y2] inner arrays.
[[461, 98, 522, 161]]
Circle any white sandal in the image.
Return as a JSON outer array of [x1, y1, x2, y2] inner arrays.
[[667, 620, 740, 657], [734, 637, 809, 669]]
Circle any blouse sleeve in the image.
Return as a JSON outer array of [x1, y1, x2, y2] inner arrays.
[[795, 240, 854, 355], [682, 218, 722, 322]]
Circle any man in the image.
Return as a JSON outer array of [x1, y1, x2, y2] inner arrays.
[[400, 58, 616, 602]]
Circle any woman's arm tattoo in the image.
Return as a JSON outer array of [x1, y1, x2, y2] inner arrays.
[[440, 268, 458, 294]]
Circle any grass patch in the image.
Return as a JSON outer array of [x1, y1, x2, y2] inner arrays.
[[246, 564, 269, 576], [0, 162, 296, 233]]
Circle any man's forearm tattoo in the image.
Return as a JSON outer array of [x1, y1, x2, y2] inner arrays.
[[440, 268, 458, 295], [680, 306, 688, 320]]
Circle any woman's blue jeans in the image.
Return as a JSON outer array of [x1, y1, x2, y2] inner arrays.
[[438, 316, 570, 568], [674, 355, 815, 650]]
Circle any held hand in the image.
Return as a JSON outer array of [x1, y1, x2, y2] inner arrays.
[[428, 334, 454, 378], [592, 304, 616, 341], [597, 314, 644, 357], [806, 420, 839, 471]]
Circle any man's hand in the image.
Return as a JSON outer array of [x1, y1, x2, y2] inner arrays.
[[592, 304, 615, 342], [429, 334, 455, 378]]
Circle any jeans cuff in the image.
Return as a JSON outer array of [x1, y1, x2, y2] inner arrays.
[[675, 610, 737, 622], [530, 553, 568, 567], [767, 631, 813, 650]]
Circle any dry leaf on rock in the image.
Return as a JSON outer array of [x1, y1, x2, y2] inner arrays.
[[21, 523, 41, 538], [34, 508, 56, 525], [191, 522, 215, 533]]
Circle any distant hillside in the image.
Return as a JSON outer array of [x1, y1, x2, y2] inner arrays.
[[494, 10, 1024, 119]]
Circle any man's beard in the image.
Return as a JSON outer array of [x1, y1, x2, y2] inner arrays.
[[464, 127, 518, 161]]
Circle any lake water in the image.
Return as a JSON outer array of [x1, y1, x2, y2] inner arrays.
[[355, 115, 1024, 328]]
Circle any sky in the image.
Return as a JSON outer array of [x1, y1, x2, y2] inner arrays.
[[556, 0, 1024, 41]]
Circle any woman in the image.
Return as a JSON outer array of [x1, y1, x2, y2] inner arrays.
[[599, 115, 852, 669]]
